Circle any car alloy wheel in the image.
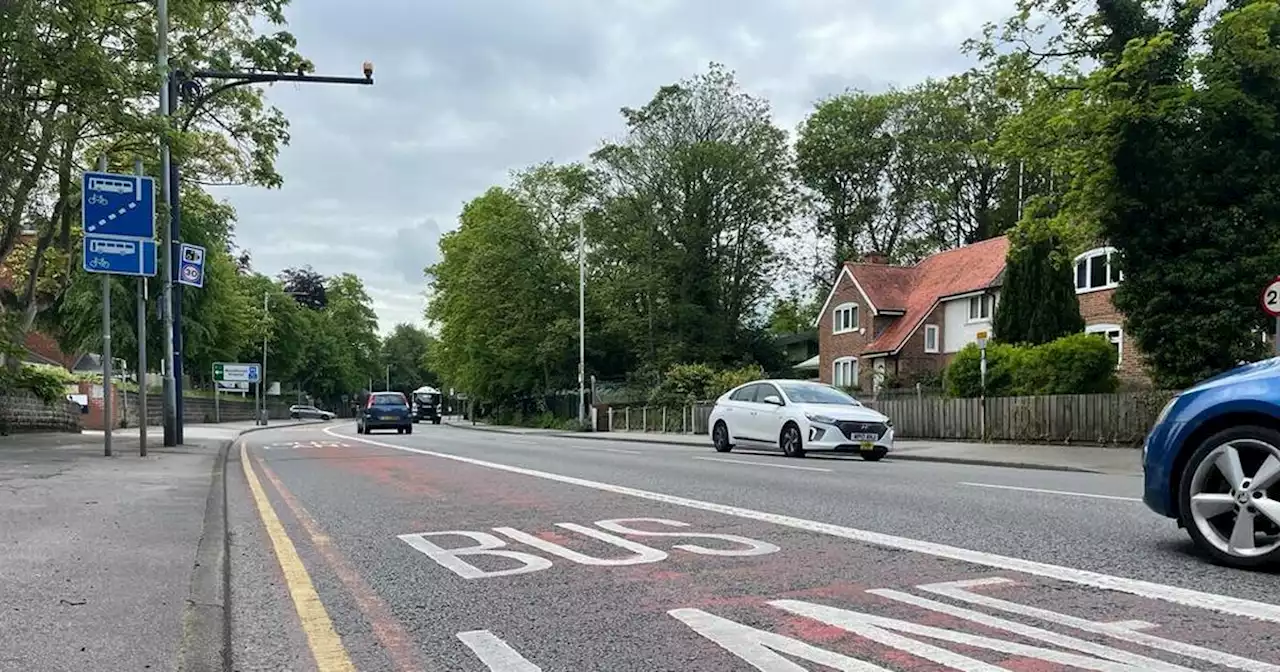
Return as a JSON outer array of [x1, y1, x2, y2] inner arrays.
[[712, 422, 733, 453], [780, 424, 805, 458], [1179, 427, 1280, 567]]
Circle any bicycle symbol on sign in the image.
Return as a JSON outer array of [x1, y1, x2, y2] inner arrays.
[[87, 194, 109, 206], [89, 257, 110, 269]]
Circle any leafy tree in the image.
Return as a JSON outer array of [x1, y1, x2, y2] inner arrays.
[[0, 0, 310, 364], [381, 323, 438, 392], [427, 188, 577, 401], [767, 291, 819, 335], [986, 0, 1280, 386], [994, 219, 1083, 345], [279, 265, 328, 310], [324, 273, 381, 388], [590, 63, 796, 371]]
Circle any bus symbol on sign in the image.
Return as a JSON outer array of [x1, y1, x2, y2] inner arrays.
[[89, 239, 136, 255]]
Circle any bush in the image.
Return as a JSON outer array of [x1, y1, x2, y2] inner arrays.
[[649, 363, 763, 404], [945, 342, 1029, 398], [1019, 333, 1118, 395], [945, 333, 1118, 398], [3, 363, 76, 405]]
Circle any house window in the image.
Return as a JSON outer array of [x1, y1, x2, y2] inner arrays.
[[968, 295, 993, 322], [1074, 247, 1122, 293], [833, 357, 858, 389], [1085, 323, 1123, 367], [832, 303, 858, 334], [924, 325, 940, 353]]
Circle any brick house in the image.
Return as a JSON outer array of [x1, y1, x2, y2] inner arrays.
[[815, 237, 1146, 393]]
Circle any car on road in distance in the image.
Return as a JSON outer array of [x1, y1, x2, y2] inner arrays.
[[357, 391, 413, 435], [411, 385, 443, 424], [1143, 357, 1280, 568], [289, 404, 334, 421], [708, 379, 894, 460]]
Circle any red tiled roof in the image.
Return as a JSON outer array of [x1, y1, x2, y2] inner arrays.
[[850, 236, 1010, 355]]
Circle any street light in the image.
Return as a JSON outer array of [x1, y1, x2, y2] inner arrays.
[[156, 0, 373, 445]]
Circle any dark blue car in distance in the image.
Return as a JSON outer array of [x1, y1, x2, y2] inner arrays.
[[1143, 357, 1280, 568], [358, 391, 413, 435]]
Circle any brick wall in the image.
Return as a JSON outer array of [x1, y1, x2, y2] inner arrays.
[[117, 391, 294, 426], [817, 276, 872, 388], [0, 391, 81, 434], [893, 304, 947, 384], [1077, 287, 1149, 384]]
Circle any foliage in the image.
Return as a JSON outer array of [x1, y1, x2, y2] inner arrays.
[[279, 266, 328, 310], [945, 342, 1028, 398], [946, 333, 1118, 398], [994, 218, 1084, 345], [381, 323, 438, 393], [1018, 333, 1119, 396], [427, 188, 577, 402], [980, 0, 1280, 387], [11, 362, 75, 404], [648, 362, 764, 404], [0, 0, 311, 363], [767, 291, 819, 335]]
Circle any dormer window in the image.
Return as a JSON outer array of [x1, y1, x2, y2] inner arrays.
[[1075, 247, 1122, 293], [832, 303, 858, 334]]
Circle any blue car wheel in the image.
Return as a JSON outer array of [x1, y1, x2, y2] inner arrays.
[[1177, 425, 1280, 568]]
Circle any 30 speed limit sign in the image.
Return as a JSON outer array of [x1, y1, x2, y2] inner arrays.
[[1262, 277, 1280, 317]]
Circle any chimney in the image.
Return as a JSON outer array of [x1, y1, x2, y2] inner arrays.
[[861, 251, 888, 265]]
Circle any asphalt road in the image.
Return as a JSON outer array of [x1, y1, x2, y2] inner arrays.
[[227, 422, 1280, 671]]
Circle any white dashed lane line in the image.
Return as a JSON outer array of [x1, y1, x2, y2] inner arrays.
[[959, 482, 1142, 502]]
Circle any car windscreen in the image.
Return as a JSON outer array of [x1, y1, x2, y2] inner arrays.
[[371, 394, 407, 407], [414, 393, 438, 403], [777, 383, 861, 406]]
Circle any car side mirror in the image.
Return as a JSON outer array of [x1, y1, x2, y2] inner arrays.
[[762, 395, 783, 406]]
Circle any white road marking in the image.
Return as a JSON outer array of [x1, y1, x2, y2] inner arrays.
[[457, 630, 543, 671], [914, 578, 1280, 672], [694, 456, 832, 472], [598, 447, 641, 455], [959, 482, 1141, 502], [325, 427, 1280, 625]]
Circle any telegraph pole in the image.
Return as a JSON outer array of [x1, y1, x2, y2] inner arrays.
[[157, 0, 177, 446]]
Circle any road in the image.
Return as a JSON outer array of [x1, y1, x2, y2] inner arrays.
[[228, 422, 1280, 671]]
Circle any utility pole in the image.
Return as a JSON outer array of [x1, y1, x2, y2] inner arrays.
[[135, 157, 148, 456], [152, 16, 374, 444], [384, 364, 390, 391], [97, 156, 112, 458], [261, 291, 269, 425], [577, 210, 586, 427], [157, 0, 177, 446]]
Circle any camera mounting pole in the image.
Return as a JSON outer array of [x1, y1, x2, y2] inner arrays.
[[154, 5, 373, 447]]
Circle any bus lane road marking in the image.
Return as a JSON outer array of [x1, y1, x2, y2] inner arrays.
[[324, 426, 1280, 626]]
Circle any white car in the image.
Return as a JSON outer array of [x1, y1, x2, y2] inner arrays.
[[708, 380, 894, 460]]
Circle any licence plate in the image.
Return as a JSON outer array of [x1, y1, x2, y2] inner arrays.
[[859, 441, 874, 451], [850, 433, 879, 442], [380, 415, 396, 421]]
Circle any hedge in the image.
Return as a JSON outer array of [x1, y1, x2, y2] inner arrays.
[[946, 332, 1118, 398]]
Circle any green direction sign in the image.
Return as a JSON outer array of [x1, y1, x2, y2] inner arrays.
[[213, 362, 261, 383]]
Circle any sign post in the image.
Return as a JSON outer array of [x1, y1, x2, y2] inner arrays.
[[83, 163, 157, 456], [213, 362, 261, 424], [976, 330, 990, 442], [1261, 277, 1280, 356]]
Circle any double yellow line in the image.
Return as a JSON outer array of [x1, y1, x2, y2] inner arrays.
[[239, 441, 356, 671]]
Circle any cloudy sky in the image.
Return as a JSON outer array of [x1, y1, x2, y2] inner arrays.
[[216, 0, 1015, 334]]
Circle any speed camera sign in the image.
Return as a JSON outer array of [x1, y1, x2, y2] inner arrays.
[[1262, 277, 1280, 317]]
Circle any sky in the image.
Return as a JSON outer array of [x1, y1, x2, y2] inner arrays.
[[215, 0, 1016, 334]]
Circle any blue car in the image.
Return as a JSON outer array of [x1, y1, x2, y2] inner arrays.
[[357, 391, 413, 435], [1143, 358, 1280, 568]]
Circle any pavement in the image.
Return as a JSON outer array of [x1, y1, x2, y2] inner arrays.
[[444, 418, 1144, 475], [225, 420, 1279, 671], [0, 419, 320, 672]]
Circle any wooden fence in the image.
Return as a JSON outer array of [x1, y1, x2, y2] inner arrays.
[[601, 390, 1176, 445], [863, 391, 1176, 445]]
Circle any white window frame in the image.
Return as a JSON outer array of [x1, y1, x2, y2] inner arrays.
[[967, 294, 993, 323], [1074, 246, 1122, 294], [832, 357, 858, 389], [832, 302, 859, 335], [924, 324, 940, 353], [1085, 323, 1123, 367]]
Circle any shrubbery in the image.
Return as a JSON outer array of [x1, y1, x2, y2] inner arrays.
[[945, 333, 1118, 398], [649, 362, 764, 404]]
